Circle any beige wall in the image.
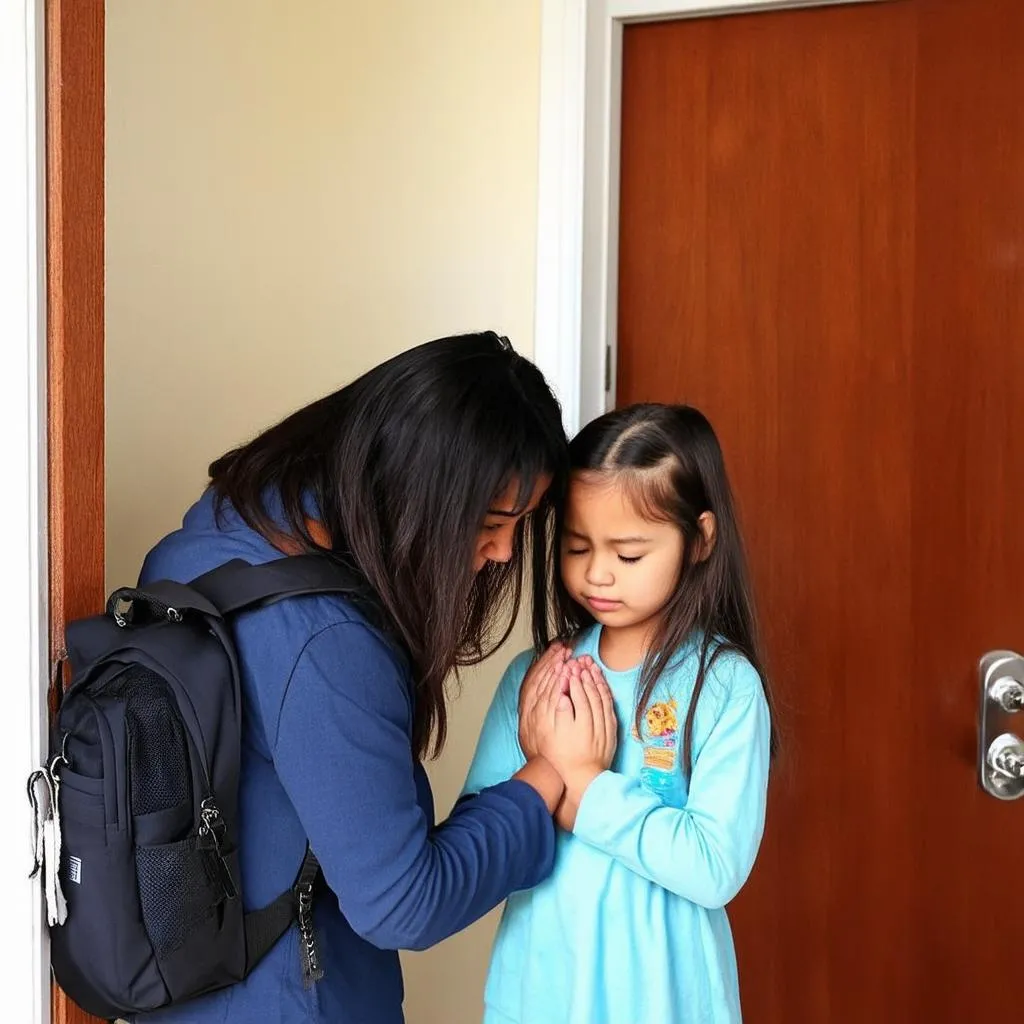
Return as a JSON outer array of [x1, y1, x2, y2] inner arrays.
[[105, 2, 542, 1021]]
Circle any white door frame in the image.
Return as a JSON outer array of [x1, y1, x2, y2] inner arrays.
[[533, 0, 883, 436], [0, 0, 50, 1021]]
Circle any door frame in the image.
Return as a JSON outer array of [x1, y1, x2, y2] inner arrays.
[[0, 0, 50, 1022], [532, 0, 885, 435]]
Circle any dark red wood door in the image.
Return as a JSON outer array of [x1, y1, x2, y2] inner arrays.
[[617, 2, 1024, 1019]]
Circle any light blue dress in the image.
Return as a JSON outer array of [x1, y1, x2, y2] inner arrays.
[[463, 626, 771, 1024]]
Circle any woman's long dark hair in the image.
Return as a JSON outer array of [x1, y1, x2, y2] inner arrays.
[[555, 403, 777, 769], [209, 332, 568, 760]]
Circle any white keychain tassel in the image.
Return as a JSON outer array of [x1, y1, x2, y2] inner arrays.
[[42, 818, 67, 926], [47, 764, 68, 926], [27, 760, 69, 926], [27, 768, 49, 880]]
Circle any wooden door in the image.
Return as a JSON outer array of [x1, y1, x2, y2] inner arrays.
[[616, 1, 1023, 1019], [47, 1, 105, 1022]]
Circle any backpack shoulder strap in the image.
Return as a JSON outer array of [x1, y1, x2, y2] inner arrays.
[[188, 554, 364, 617], [104, 555, 360, 627]]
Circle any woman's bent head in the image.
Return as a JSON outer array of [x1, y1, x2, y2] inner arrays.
[[210, 331, 568, 758]]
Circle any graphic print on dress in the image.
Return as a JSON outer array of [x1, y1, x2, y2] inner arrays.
[[633, 697, 686, 807]]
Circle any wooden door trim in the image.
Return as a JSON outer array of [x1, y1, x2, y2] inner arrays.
[[1, 2, 50, 1021], [45, 0, 105, 1023], [46, 0, 105, 658], [532, 0, 887, 435]]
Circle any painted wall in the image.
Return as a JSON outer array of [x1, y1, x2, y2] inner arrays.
[[106, 3, 543, 1020]]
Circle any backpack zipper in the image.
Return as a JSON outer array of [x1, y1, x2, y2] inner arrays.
[[197, 797, 238, 900]]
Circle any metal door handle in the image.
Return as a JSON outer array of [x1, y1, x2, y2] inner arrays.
[[988, 733, 1024, 780], [979, 651, 1024, 799], [991, 677, 1024, 712]]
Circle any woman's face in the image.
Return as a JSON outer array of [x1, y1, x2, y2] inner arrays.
[[473, 474, 552, 573]]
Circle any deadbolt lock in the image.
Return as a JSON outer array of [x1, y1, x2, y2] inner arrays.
[[979, 651, 1024, 800]]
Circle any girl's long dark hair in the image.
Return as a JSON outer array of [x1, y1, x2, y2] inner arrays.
[[555, 403, 777, 769], [209, 331, 568, 760]]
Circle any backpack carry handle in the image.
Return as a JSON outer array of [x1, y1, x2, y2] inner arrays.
[[106, 580, 222, 626]]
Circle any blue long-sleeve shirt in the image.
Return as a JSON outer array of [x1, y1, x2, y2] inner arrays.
[[464, 626, 770, 1024], [133, 490, 556, 1024]]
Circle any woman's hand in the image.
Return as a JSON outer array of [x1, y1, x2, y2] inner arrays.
[[541, 659, 618, 828], [518, 642, 571, 760]]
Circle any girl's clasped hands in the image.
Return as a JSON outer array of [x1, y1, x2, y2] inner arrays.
[[516, 642, 619, 830]]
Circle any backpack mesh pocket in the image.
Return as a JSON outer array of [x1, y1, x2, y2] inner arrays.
[[105, 666, 191, 817], [135, 837, 223, 958]]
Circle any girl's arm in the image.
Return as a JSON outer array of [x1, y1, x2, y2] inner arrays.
[[570, 656, 771, 909], [274, 626, 555, 952]]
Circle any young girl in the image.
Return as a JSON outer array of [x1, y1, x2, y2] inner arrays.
[[464, 403, 776, 1024]]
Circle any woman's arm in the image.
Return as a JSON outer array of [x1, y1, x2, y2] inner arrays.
[[273, 624, 557, 952], [570, 657, 771, 909]]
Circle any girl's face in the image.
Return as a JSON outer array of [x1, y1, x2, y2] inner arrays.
[[560, 471, 685, 636]]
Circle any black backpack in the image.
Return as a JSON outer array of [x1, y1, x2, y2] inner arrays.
[[29, 554, 364, 1021]]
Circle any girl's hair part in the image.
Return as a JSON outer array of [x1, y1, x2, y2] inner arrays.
[[555, 402, 777, 768], [209, 331, 569, 760]]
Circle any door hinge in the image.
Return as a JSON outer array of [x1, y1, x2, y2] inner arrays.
[[604, 344, 612, 395]]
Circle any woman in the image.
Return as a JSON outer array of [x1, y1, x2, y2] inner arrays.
[[137, 332, 616, 1023]]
